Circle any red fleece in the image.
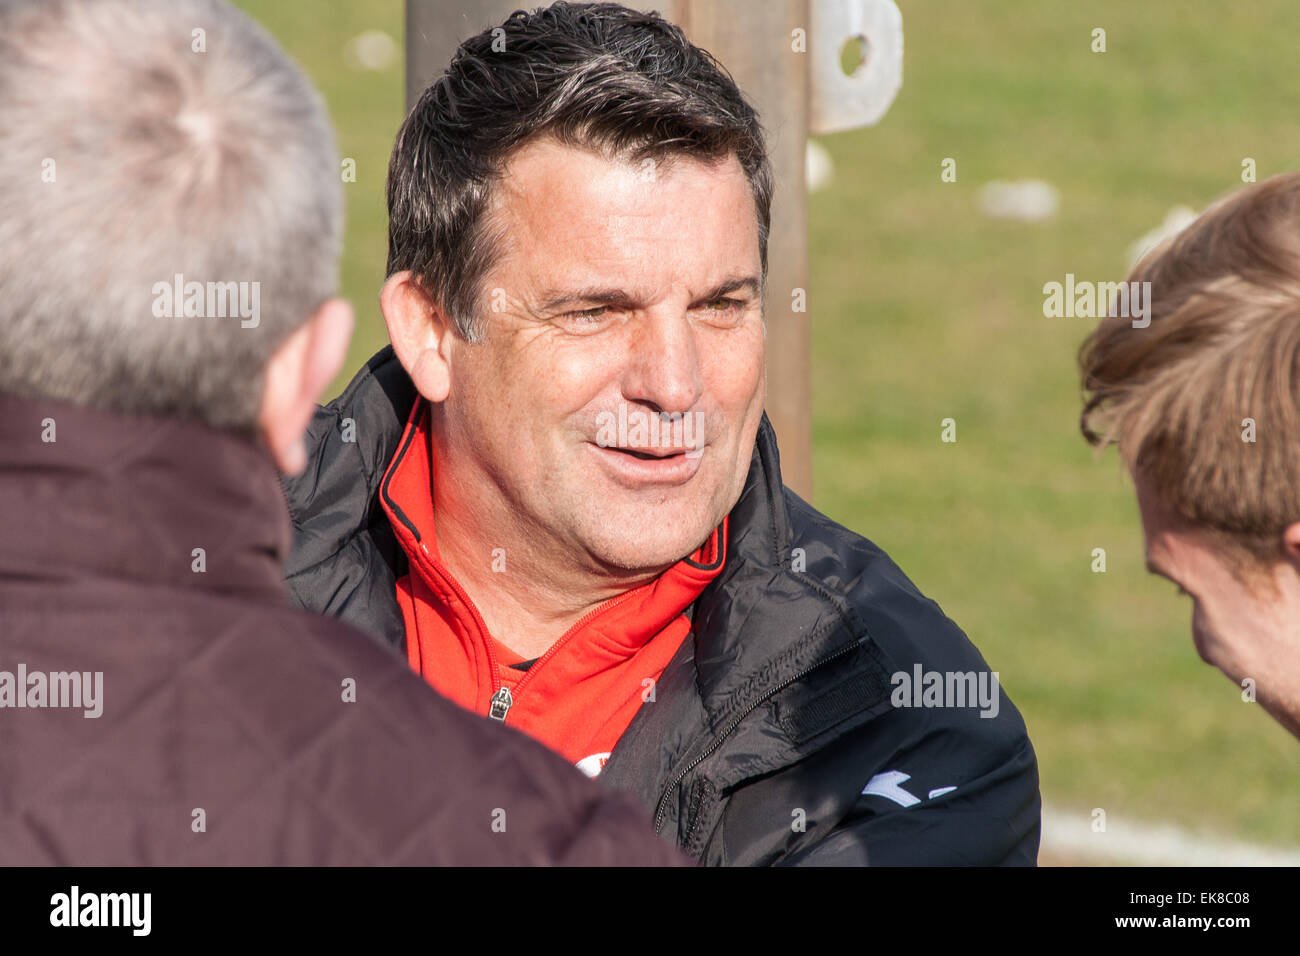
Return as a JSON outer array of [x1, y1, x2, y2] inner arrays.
[[380, 399, 727, 775]]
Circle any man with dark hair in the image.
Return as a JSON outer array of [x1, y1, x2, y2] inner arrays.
[[0, 0, 684, 866], [286, 1, 1041, 865]]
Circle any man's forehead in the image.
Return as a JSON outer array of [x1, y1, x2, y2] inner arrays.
[[492, 136, 748, 217], [488, 139, 758, 299]]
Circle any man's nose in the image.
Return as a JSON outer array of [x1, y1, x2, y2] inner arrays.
[[621, 310, 704, 414]]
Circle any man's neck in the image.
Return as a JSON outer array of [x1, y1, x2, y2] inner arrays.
[[431, 481, 663, 661]]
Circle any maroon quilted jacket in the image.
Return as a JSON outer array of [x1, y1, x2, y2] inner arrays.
[[0, 391, 684, 866]]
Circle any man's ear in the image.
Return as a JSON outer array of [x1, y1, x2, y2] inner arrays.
[[257, 297, 354, 475], [380, 270, 455, 403]]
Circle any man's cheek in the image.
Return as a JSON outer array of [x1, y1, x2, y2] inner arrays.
[[1192, 602, 1245, 679]]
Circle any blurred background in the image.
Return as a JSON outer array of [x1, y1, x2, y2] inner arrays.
[[234, 0, 1300, 862]]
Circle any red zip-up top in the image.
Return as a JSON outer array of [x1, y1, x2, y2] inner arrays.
[[380, 399, 727, 777]]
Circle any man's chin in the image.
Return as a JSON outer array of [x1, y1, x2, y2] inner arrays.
[[579, 518, 722, 573]]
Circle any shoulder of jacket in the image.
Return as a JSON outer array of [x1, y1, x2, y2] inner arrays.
[[773, 489, 1034, 758], [238, 607, 675, 865], [315, 346, 417, 484], [281, 348, 415, 575], [779, 488, 985, 670]]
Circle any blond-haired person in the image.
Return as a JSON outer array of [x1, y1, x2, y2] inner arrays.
[[1079, 171, 1300, 738]]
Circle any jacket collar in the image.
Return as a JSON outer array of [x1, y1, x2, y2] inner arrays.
[[671, 415, 870, 716], [0, 390, 290, 600]]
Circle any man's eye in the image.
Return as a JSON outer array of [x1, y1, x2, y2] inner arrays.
[[558, 306, 614, 330], [703, 297, 743, 313], [697, 297, 748, 324], [562, 299, 745, 326]]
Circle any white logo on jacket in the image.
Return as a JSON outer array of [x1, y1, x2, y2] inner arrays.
[[861, 770, 958, 807], [575, 752, 612, 778]]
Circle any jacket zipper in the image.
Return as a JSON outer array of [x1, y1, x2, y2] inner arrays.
[[417, 537, 639, 723], [488, 686, 513, 721], [415, 542, 507, 717], [653, 633, 868, 835], [494, 529, 720, 721], [490, 588, 640, 722]]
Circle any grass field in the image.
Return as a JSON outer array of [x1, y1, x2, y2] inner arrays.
[[237, 0, 1300, 849]]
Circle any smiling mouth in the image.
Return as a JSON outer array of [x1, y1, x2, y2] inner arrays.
[[608, 447, 688, 459], [588, 441, 704, 486]]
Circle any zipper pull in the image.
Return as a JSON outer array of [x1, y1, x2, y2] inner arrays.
[[488, 686, 513, 722]]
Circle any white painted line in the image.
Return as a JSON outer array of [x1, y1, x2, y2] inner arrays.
[[1041, 804, 1300, 866]]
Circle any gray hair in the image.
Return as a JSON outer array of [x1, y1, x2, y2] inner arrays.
[[0, 0, 342, 431]]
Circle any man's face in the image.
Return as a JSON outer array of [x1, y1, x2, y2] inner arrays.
[[436, 137, 766, 573], [1133, 472, 1300, 738]]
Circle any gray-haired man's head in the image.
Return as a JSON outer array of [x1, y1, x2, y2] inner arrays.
[[0, 0, 349, 446]]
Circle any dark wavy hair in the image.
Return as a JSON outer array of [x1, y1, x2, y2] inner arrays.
[[385, 0, 773, 341]]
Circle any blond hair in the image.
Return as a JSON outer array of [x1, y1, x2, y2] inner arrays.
[[1079, 172, 1300, 573]]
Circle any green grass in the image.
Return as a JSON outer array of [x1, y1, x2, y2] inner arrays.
[[237, 0, 1300, 847], [236, 0, 405, 385], [809, 0, 1300, 846]]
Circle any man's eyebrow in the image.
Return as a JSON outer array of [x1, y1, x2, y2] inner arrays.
[[700, 275, 762, 301], [535, 275, 761, 313]]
